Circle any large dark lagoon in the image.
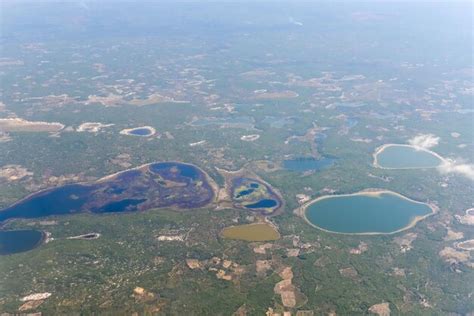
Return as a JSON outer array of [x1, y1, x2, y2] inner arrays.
[[0, 162, 214, 223], [0, 162, 215, 254]]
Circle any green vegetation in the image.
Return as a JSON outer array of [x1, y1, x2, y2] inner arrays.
[[0, 1, 472, 315]]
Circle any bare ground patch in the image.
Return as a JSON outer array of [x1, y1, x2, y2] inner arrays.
[[0, 118, 64, 132]]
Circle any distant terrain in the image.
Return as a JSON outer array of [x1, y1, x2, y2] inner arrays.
[[0, 1, 473, 315]]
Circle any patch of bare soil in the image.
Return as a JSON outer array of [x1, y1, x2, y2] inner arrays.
[[18, 299, 44, 311], [253, 243, 275, 255], [439, 247, 470, 264], [233, 304, 248, 316], [456, 208, 474, 225], [0, 118, 64, 132], [85, 92, 189, 107], [0, 165, 33, 181], [349, 242, 368, 254], [273, 267, 306, 308], [76, 122, 114, 133], [186, 257, 244, 282], [394, 233, 417, 253], [132, 287, 157, 303], [339, 267, 358, 279], [444, 227, 464, 241], [254, 90, 299, 100], [368, 302, 391, 316], [109, 153, 133, 168], [256, 260, 272, 275]]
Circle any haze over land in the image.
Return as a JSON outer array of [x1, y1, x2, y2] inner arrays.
[[0, 1, 473, 315]]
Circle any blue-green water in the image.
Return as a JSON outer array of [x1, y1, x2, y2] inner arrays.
[[305, 192, 433, 234], [0, 230, 44, 255], [376, 145, 442, 169]]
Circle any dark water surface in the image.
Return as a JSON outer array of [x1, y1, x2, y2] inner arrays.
[[245, 199, 278, 209], [0, 230, 44, 255], [0, 162, 213, 224], [128, 128, 153, 136]]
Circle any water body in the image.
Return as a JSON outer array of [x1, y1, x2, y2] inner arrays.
[[0, 184, 96, 222], [128, 128, 153, 136], [0, 162, 214, 224], [0, 230, 44, 255], [221, 223, 279, 241], [231, 177, 280, 213], [93, 198, 146, 213], [375, 145, 443, 169], [305, 191, 433, 234], [245, 199, 277, 209], [149, 162, 200, 180], [284, 157, 335, 172]]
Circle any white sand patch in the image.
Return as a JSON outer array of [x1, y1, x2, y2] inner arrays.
[[189, 140, 206, 147], [241, 134, 260, 141], [451, 132, 461, 138], [21, 292, 52, 302], [77, 122, 114, 133], [351, 137, 372, 143], [408, 134, 439, 149]]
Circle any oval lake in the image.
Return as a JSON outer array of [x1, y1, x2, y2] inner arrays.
[[0, 230, 44, 255], [305, 191, 434, 234], [221, 223, 280, 241], [374, 144, 443, 169], [128, 128, 153, 136]]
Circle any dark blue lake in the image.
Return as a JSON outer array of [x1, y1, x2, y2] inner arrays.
[[0, 230, 44, 255], [129, 128, 153, 136], [0, 162, 214, 225], [0, 184, 96, 223], [245, 199, 277, 209]]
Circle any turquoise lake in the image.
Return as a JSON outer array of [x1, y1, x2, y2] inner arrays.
[[305, 192, 433, 234], [376, 145, 443, 169]]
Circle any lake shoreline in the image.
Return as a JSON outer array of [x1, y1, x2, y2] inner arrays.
[[373, 143, 446, 170], [296, 189, 438, 236]]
